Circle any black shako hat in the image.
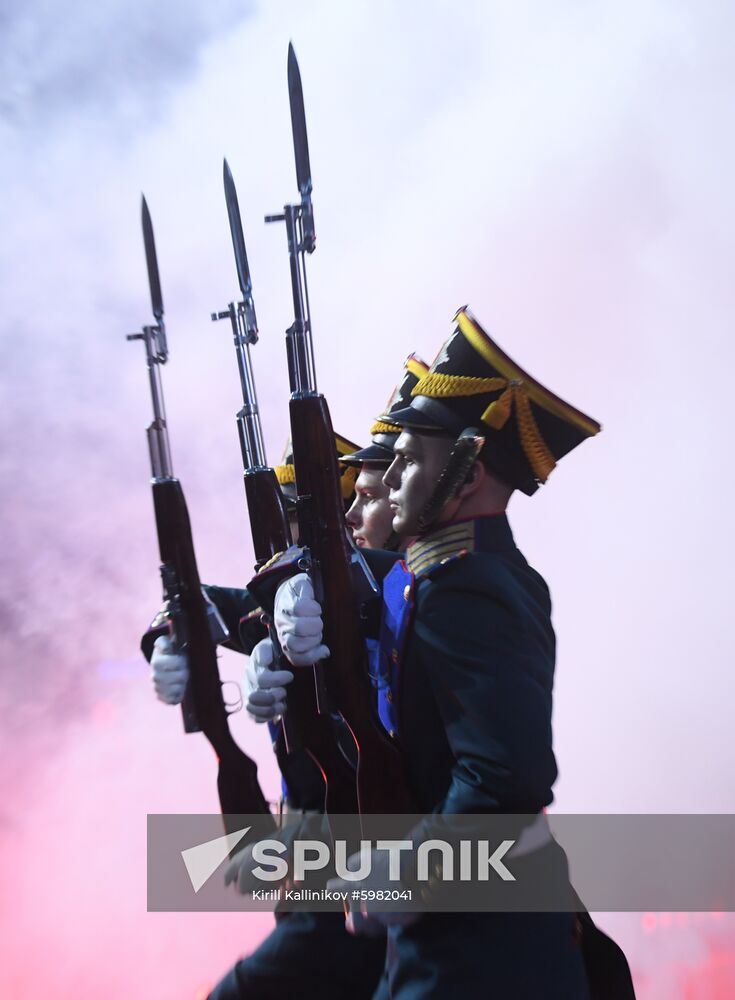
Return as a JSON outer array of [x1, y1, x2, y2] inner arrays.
[[381, 306, 601, 496], [275, 432, 361, 509], [341, 354, 430, 467]]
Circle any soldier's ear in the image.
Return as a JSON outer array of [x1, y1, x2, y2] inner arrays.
[[455, 460, 485, 501]]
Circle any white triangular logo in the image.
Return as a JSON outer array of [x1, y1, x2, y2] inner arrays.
[[181, 826, 252, 893]]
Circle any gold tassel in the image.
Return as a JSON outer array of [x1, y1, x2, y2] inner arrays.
[[481, 386, 514, 429], [513, 386, 556, 482], [411, 371, 557, 483]]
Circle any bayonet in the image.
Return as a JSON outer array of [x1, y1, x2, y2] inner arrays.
[[141, 196, 167, 359], [287, 41, 315, 251], [265, 42, 317, 393], [127, 196, 171, 477], [211, 160, 265, 469], [223, 159, 256, 307], [212, 158, 291, 563]]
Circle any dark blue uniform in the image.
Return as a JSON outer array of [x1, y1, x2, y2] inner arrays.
[[371, 513, 590, 999], [363, 306, 634, 998]]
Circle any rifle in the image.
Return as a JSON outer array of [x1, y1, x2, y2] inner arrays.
[[212, 162, 356, 812], [129, 196, 274, 832], [263, 44, 415, 814], [211, 161, 291, 569]]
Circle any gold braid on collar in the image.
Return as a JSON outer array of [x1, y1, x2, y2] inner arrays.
[[406, 521, 475, 578]]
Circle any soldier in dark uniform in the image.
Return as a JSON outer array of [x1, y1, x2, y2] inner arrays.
[[343, 355, 429, 556], [269, 307, 635, 999], [147, 359, 432, 999], [214, 354, 426, 846], [205, 363, 436, 999], [144, 431, 388, 1000]]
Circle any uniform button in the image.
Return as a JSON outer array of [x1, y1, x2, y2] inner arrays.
[[389, 729, 396, 739], [391, 648, 399, 662], [403, 584, 411, 601]]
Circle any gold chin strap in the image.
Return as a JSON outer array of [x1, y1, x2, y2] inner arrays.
[[411, 372, 556, 483]]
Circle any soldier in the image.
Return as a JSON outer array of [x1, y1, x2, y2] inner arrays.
[[146, 430, 387, 1000], [268, 307, 635, 998], [209, 360, 437, 998], [343, 355, 429, 554], [149, 359, 429, 1000], [236, 354, 429, 756]]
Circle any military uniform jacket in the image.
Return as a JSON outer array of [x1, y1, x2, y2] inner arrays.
[[375, 512, 558, 819], [367, 515, 594, 999]]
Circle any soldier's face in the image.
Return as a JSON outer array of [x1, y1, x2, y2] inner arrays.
[[383, 430, 455, 536], [345, 465, 394, 549]]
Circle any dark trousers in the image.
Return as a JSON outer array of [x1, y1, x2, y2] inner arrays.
[[207, 910, 386, 1000], [380, 911, 591, 1000]]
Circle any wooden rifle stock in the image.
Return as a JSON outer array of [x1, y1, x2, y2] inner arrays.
[[243, 469, 291, 568], [244, 467, 359, 813], [153, 477, 275, 834], [291, 395, 416, 814]]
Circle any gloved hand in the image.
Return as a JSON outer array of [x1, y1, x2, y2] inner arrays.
[[224, 842, 261, 894], [327, 848, 421, 933], [274, 572, 330, 667], [150, 634, 189, 705], [245, 638, 294, 723], [224, 838, 291, 895]]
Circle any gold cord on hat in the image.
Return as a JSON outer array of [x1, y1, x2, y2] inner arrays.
[[273, 458, 358, 500], [274, 464, 297, 485], [411, 372, 556, 482], [370, 419, 400, 435], [276, 459, 358, 498]]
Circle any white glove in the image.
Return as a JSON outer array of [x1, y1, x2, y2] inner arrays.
[[245, 638, 294, 723], [274, 572, 330, 667], [327, 849, 421, 932], [224, 840, 289, 895], [224, 843, 261, 894], [150, 634, 189, 705]]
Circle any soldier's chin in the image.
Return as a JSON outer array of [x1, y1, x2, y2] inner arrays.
[[391, 510, 411, 535]]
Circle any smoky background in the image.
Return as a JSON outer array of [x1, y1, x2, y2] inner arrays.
[[0, 1, 733, 997]]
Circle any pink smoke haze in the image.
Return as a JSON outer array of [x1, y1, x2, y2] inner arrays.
[[1, 2, 733, 997]]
